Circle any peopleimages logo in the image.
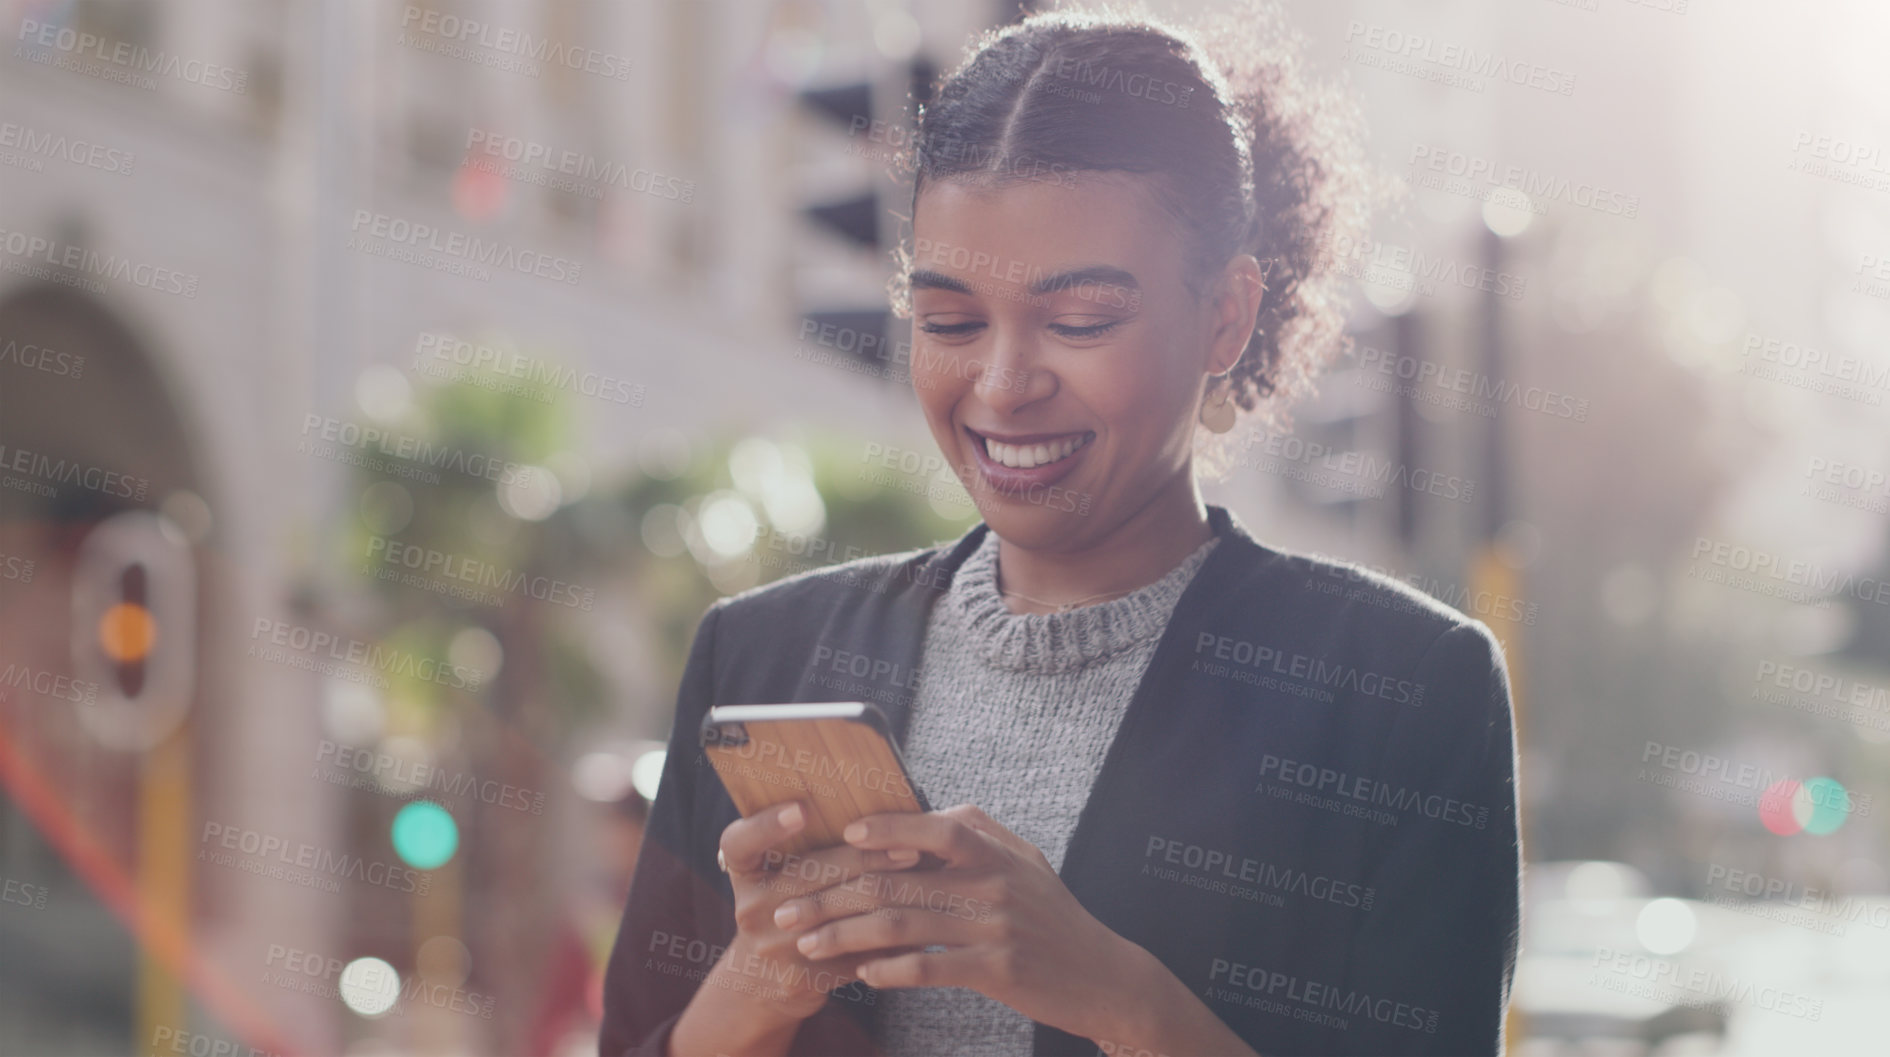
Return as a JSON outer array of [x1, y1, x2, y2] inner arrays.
[[644, 928, 876, 1007], [464, 130, 693, 203], [263, 943, 496, 1019], [0, 443, 150, 501], [1040, 54, 1195, 109], [413, 332, 645, 406], [0, 662, 98, 704], [1589, 948, 1823, 1022], [0, 338, 84, 379], [397, 6, 631, 79], [1143, 835, 1376, 911], [1257, 754, 1488, 829], [150, 1026, 278, 1057], [1237, 428, 1476, 504], [1688, 536, 1890, 608], [0, 227, 199, 297], [299, 413, 536, 486], [1741, 332, 1890, 392], [1753, 660, 1890, 715], [1306, 233, 1527, 301], [1195, 632, 1426, 706], [15, 18, 249, 93], [0, 121, 135, 176], [1206, 955, 1440, 1034], [796, 318, 1032, 394], [1408, 144, 1637, 218], [1343, 21, 1576, 96], [1350, 343, 1589, 422], [314, 741, 545, 815], [347, 210, 582, 285], [199, 821, 429, 895], [364, 535, 597, 611], [1638, 740, 1873, 817], [250, 618, 482, 691], [0, 551, 36, 584], [1704, 864, 1890, 930], [1300, 548, 1541, 628]]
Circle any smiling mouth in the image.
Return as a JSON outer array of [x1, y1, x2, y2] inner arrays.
[[969, 429, 1096, 470]]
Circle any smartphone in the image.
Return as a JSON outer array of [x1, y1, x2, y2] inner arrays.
[[701, 701, 932, 858]]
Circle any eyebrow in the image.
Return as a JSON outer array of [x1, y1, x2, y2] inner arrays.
[[907, 265, 1141, 298]]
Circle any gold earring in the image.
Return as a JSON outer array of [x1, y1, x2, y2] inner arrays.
[[1200, 380, 1237, 434]]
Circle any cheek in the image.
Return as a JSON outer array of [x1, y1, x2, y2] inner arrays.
[[1089, 342, 1195, 427], [911, 356, 967, 422]]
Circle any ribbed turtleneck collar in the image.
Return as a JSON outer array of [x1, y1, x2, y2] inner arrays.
[[941, 529, 1220, 675]]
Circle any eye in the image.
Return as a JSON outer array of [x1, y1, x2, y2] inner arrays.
[[1048, 319, 1123, 339], [919, 321, 985, 338]]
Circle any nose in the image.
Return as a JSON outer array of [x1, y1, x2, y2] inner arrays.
[[971, 328, 1055, 416]]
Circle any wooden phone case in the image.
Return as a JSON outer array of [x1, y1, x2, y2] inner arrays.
[[700, 702, 930, 857]]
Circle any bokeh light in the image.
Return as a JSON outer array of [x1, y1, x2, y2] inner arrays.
[[1795, 776, 1852, 836], [1760, 779, 1804, 835], [339, 957, 401, 1017], [391, 800, 459, 870], [632, 748, 667, 802], [97, 602, 155, 663], [1635, 898, 1697, 955]]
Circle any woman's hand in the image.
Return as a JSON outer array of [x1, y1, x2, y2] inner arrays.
[[667, 800, 922, 1056], [767, 804, 1154, 1042]]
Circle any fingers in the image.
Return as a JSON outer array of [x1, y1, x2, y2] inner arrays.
[[794, 906, 981, 962], [750, 844, 922, 903], [853, 946, 989, 991], [719, 801, 807, 876], [720, 804, 921, 898], [772, 869, 996, 933], [936, 804, 1043, 862], [842, 805, 997, 866]]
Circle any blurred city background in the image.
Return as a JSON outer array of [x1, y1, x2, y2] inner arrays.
[[1, 0, 1887, 1054]]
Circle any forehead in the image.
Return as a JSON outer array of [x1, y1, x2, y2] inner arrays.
[[911, 172, 1183, 281]]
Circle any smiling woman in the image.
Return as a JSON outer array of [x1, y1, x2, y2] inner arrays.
[[600, 5, 1519, 1057]]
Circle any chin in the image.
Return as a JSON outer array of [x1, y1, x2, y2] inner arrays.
[[971, 496, 1093, 551]]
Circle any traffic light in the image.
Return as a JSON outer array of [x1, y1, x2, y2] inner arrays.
[[794, 56, 937, 378], [801, 78, 880, 245], [70, 510, 195, 751]]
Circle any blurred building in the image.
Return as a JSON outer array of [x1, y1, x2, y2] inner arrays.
[[0, 1, 995, 1052], [4, 0, 1888, 1055]]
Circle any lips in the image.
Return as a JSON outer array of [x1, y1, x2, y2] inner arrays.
[[963, 427, 1094, 494]]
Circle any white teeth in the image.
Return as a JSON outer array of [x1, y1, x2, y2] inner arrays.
[[982, 433, 1090, 469]]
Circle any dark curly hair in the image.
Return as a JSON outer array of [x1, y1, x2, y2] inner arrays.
[[888, 0, 1368, 449]]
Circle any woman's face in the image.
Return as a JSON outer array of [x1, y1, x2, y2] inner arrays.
[[908, 172, 1246, 552]]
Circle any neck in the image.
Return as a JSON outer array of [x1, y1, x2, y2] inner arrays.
[[993, 471, 1214, 616]]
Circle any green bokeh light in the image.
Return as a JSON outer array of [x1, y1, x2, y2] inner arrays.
[[1799, 776, 1851, 836], [392, 800, 459, 869]]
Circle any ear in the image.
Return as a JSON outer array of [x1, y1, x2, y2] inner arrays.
[[1205, 254, 1265, 377]]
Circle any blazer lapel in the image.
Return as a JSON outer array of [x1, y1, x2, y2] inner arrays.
[[1033, 506, 1274, 1056], [801, 524, 990, 746], [812, 523, 989, 1036]]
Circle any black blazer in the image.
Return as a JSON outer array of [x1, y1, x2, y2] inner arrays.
[[600, 505, 1521, 1056]]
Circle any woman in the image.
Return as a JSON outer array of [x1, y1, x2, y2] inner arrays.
[[601, 6, 1520, 1056]]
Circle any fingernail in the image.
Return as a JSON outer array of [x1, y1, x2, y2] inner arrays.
[[856, 962, 877, 986], [888, 848, 920, 865], [843, 821, 868, 843], [780, 803, 804, 829], [774, 904, 801, 928], [796, 932, 820, 955]]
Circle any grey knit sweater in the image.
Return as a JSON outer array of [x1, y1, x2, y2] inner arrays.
[[870, 528, 1221, 1056]]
